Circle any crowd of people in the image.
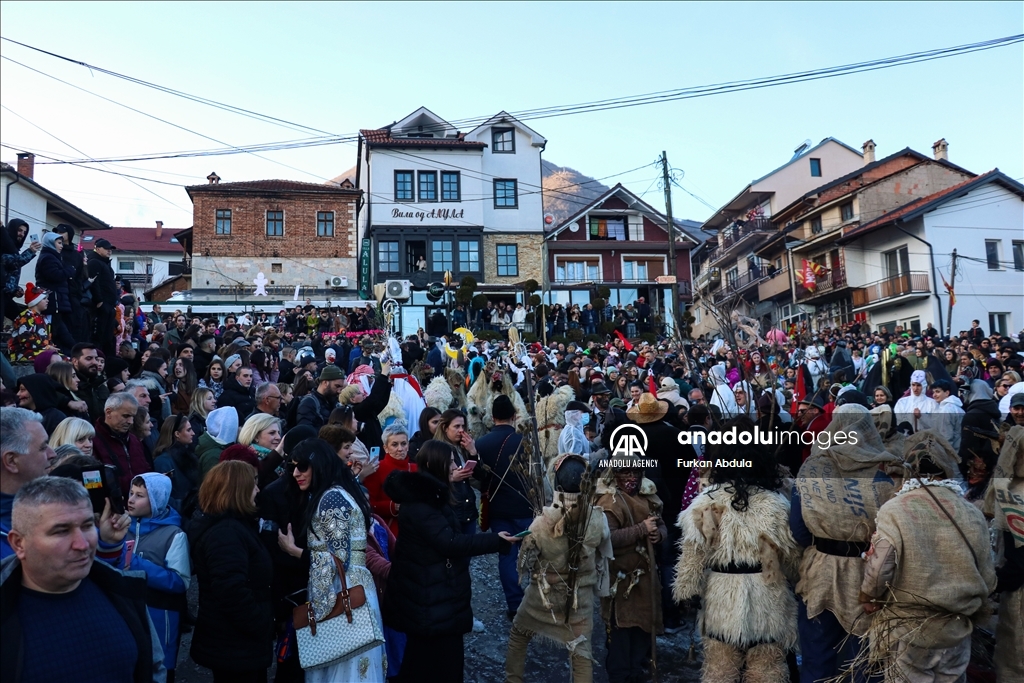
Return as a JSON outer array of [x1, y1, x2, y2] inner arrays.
[[1, 221, 1022, 683]]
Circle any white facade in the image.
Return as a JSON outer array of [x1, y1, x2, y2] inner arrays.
[[844, 176, 1024, 336]]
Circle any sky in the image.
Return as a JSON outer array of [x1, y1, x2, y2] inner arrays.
[[1, 1, 1021, 229]]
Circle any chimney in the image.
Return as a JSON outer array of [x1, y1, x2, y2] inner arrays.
[[207, 171, 221, 185], [932, 138, 949, 161], [155, 221, 163, 239], [862, 139, 876, 165], [16, 152, 34, 179]]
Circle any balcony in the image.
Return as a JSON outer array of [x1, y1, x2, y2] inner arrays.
[[713, 269, 763, 304], [795, 265, 847, 301], [706, 217, 775, 266], [757, 266, 790, 301], [852, 272, 930, 309]]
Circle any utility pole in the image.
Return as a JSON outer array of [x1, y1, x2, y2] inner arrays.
[[660, 151, 681, 335], [945, 249, 957, 338]]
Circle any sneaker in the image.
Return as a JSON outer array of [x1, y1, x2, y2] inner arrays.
[[472, 618, 485, 633]]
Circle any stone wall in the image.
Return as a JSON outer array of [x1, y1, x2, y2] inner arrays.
[[482, 232, 543, 285], [191, 255, 357, 292]]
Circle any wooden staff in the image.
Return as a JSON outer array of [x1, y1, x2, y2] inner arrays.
[[647, 534, 660, 683]]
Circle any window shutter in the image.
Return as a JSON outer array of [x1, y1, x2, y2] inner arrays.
[[628, 214, 644, 241]]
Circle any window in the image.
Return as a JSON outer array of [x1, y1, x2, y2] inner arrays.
[[118, 260, 136, 272], [418, 171, 437, 202], [215, 209, 232, 235], [809, 158, 822, 177], [458, 241, 479, 271], [378, 241, 399, 273], [623, 261, 648, 281], [884, 246, 910, 278], [145, 263, 153, 275], [395, 171, 413, 201], [1013, 241, 1024, 271], [271, 263, 283, 273], [266, 210, 284, 237], [317, 211, 334, 237], [496, 244, 518, 276], [810, 216, 823, 234], [986, 239, 1002, 270], [432, 240, 453, 272], [441, 171, 460, 201], [492, 128, 515, 153], [494, 179, 518, 208], [555, 260, 599, 282], [726, 267, 739, 287], [589, 217, 627, 241], [840, 202, 854, 221], [989, 313, 1009, 336]]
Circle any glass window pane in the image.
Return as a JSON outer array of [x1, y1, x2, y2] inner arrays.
[[494, 180, 517, 207], [266, 211, 284, 236], [432, 240, 453, 272], [418, 172, 437, 201], [441, 172, 460, 201], [317, 211, 334, 237], [379, 241, 399, 272], [1013, 242, 1024, 271], [459, 241, 479, 271], [986, 241, 1000, 269], [396, 172, 413, 201]]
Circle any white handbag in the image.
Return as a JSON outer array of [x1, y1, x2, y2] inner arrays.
[[292, 554, 383, 670]]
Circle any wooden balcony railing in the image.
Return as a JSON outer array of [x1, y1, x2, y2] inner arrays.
[[852, 272, 930, 307], [796, 265, 847, 301]]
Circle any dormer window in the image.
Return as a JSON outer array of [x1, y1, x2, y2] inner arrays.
[[492, 128, 515, 153]]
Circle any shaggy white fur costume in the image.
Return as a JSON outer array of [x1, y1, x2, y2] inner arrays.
[[674, 485, 801, 683], [535, 385, 576, 468], [465, 362, 528, 438]]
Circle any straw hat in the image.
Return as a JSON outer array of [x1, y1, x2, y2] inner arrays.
[[626, 393, 668, 424]]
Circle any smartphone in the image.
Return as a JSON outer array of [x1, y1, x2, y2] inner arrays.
[[462, 460, 477, 473], [368, 447, 381, 464], [29, 234, 39, 244], [81, 468, 107, 514], [513, 529, 532, 538]]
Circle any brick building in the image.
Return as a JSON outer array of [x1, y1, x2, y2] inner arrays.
[[185, 174, 361, 297]]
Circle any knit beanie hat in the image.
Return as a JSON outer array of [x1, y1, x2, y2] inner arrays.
[[24, 282, 48, 308]]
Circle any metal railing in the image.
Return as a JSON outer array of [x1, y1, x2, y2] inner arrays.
[[852, 271, 930, 307], [796, 265, 847, 300], [713, 269, 763, 303], [706, 217, 774, 265]]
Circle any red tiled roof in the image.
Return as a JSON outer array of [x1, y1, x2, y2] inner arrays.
[[82, 227, 185, 253], [360, 128, 486, 149], [186, 179, 360, 193], [843, 170, 995, 240]]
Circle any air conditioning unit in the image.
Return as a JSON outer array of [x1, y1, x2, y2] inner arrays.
[[385, 279, 412, 300], [330, 275, 348, 290]]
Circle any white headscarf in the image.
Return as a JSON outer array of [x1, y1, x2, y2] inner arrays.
[[558, 410, 590, 455]]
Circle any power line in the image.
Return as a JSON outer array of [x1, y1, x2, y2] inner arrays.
[[7, 33, 1020, 166]]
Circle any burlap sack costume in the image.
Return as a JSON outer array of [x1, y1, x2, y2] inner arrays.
[[506, 491, 611, 683], [870, 404, 906, 458], [795, 404, 900, 636], [860, 431, 996, 683], [984, 425, 1024, 683], [674, 485, 802, 683]]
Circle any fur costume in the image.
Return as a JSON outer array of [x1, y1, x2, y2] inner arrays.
[[505, 492, 611, 683], [674, 484, 801, 683], [465, 361, 529, 438], [794, 405, 899, 637], [445, 367, 467, 410], [595, 475, 665, 635], [377, 389, 406, 429], [423, 375, 454, 412], [536, 385, 576, 468]]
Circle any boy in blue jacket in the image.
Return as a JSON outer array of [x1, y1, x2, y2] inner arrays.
[[126, 472, 191, 683]]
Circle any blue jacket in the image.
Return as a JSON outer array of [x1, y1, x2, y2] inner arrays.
[[0, 493, 13, 561]]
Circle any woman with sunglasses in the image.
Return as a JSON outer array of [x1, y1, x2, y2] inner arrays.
[[277, 439, 387, 682], [153, 412, 201, 518]]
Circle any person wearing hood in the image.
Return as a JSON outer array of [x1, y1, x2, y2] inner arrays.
[[32, 231, 76, 352], [15, 373, 68, 435], [558, 400, 592, 457], [732, 380, 756, 418], [894, 370, 939, 432], [791, 404, 900, 683], [802, 346, 829, 394], [708, 363, 739, 420], [125, 471, 191, 683], [196, 406, 239, 477], [656, 376, 687, 408], [1, 218, 41, 323], [859, 432, 994, 683], [958, 379, 1002, 476], [929, 379, 964, 451]]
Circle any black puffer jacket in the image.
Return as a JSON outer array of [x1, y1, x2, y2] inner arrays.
[[34, 245, 74, 313], [217, 376, 255, 424], [87, 250, 118, 307], [383, 470, 508, 637], [188, 512, 274, 671]]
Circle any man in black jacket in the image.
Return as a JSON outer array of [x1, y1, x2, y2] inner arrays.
[[71, 343, 110, 423], [295, 364, 345, 431], [1, 476, 165, 682], [87, 239, 119, 356], [475, 395, 531, 619], [217, 366, 256, 424], [53, 225, 88, 343]]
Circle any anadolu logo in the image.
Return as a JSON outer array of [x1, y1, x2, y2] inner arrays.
[[610, 424, 648, 458]]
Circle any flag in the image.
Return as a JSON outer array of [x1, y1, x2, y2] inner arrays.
[[792, 365, 807, 416], [941, 273, 956, 307], [614, 329, 634, 351]]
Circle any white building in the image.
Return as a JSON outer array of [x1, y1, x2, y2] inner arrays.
[[1, 153, 110, 291], [839, 170, 1024, 336], [356, 108, 546, 334]]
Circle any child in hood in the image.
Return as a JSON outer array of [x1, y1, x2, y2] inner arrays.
[[125, 471, 191, 681]]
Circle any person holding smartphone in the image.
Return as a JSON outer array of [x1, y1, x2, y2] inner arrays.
[[1, 219, 41, 323], [432, 410, 479, 535]]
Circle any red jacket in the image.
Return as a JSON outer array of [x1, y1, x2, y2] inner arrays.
[[363, 455, 417, 536], [92, 417, 152, 495]]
